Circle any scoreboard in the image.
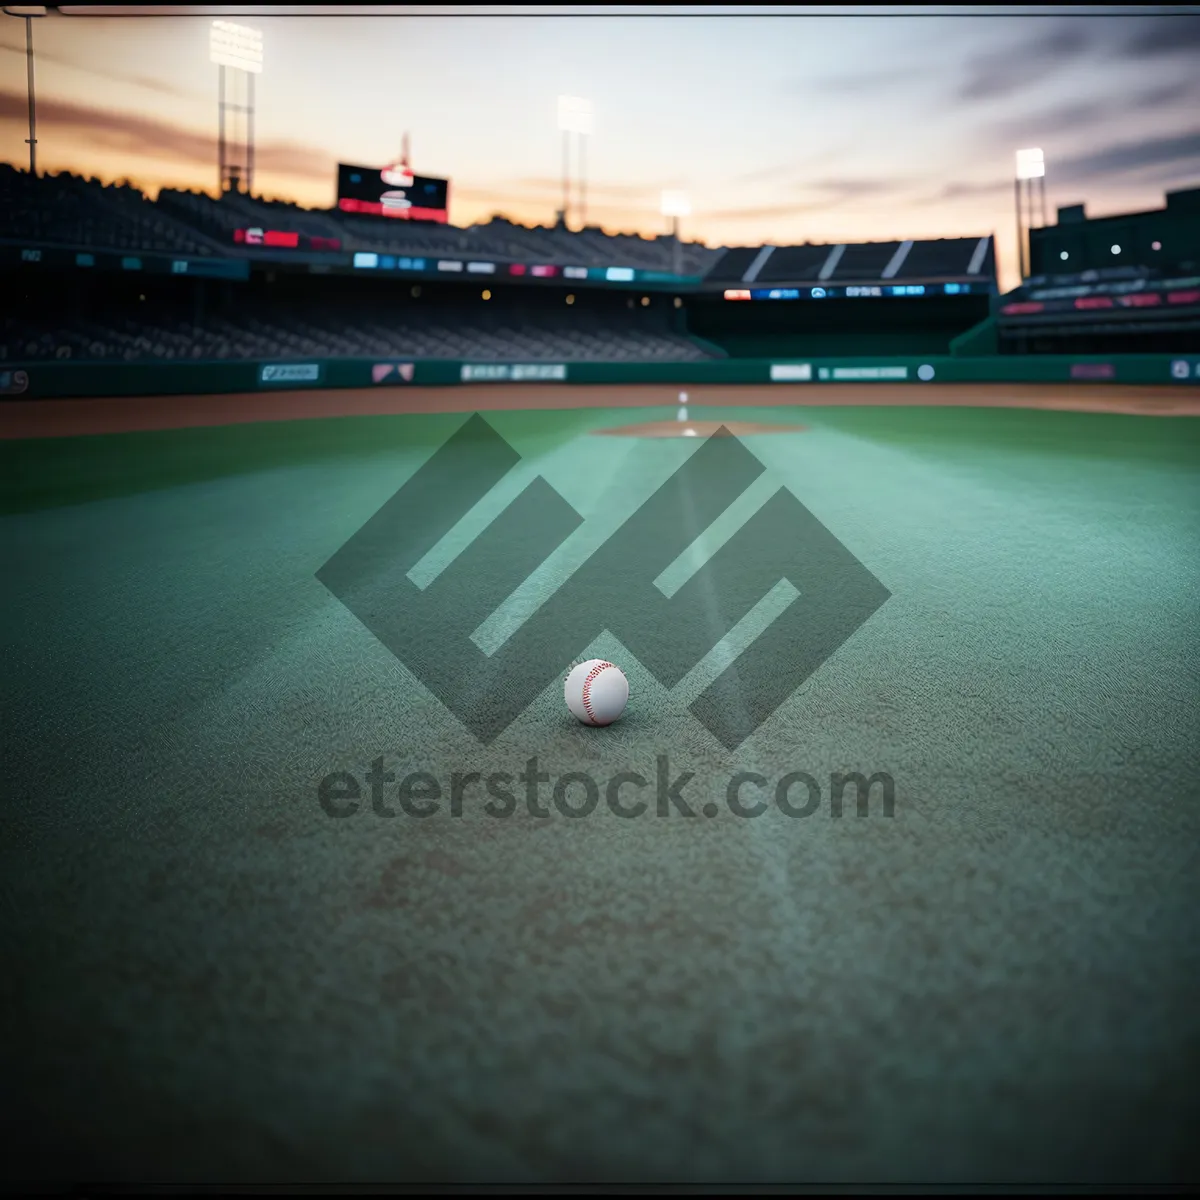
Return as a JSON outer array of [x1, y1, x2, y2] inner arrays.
[[336, 163, 450, 224], [722, 283, 979, 300]]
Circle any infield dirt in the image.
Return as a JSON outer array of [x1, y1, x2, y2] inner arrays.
[[2, 381, 1199, 440]]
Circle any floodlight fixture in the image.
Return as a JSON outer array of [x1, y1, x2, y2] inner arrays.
[[661, 190, 691, 218], [210, 20, 262, 75], [1015, 148, 1045, 181], [557, 95, 593, 136], [211, 22, 262, 194]]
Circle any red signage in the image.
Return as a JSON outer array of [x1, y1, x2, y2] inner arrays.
[[372, 362, 416, 384], [337, 197, 449, 224], [234, 228, 341, 251]]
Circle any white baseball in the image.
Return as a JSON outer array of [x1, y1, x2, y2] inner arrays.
[[565, 660, 629, 727]]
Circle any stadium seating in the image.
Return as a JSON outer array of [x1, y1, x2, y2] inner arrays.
[[900, 238, 994, 279], [0, 165, 218, 256], [995, 258, 1200, 354], [705, 236, 994, 286], [702, 247, 762, 283], [0, 295, 716, 364], [4, 169, 1003, 283], [754, 245, 835, 284], [153, 190, 254, 242], [1012, 265, 1160, 297], [0, 169, 720, 272]]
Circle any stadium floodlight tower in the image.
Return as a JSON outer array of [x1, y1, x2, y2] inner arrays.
[[557, 95, 592, 230], [2, 5, 48, 176], [209, 20, 263, 196], [661, 190, 691, 277], [1014, 148, 1047, 281]]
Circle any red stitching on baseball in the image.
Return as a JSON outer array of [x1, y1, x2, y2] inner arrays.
[[581, 661, 615, 725]]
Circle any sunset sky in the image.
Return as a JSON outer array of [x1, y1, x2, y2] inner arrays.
[[2, 4, 1198, 289]]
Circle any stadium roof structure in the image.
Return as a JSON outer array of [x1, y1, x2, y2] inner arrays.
[[702, 236, 996, 289]]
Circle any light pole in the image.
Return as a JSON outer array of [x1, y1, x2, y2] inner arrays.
[[3, 6, 48, 176], [556, 95, 592, 231], [210, 20, 263, 195], [661, 190, 690, 277], [1014, 147, 1046, 281]]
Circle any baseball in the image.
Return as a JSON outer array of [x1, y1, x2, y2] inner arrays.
[[565, 659, 629, 727]]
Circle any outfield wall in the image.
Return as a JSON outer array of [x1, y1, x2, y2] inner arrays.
[[2, 353, 1198, 401]]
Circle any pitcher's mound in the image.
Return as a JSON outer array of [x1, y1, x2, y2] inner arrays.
[[594, 419, 807, 439]]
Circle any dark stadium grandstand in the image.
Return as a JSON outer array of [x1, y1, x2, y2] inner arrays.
[[703, 236, 994, 288], [154, 188, 347, 251], [1, 165, 1007, 368], [0, 167, 721, 274], [997, 187, 1200, 355], [1028, 187, 1200, 279], [1, 273, 715, 364], [7, 166, 1197, 370], [687, 236, 995, 359], [686, 287, 993, 359], [0, 164, 219, 257]]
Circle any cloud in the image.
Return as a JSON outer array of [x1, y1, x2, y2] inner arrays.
[[732, 150, 843, 187], [1134, 78, 1200, 109], [700, 201, 839, 221], [0, 89, 334, 181], [1156, 160, 1200, 189], [0, 39, 188, 97], [1051, 128, 1200, 185], [815, 65, 922, 94], [1118, 14, 1200, 59], [732, 164, 801, 186], [988, 99, 1113, 146], [511, 177, 671, 201], [805, 178, 896, 198], [958, 24, 1090, 102], [703, 177, 904, 221], [928, 179, 1012, 203], [921, 125, 1200, 209], [981, 77, 1200, 156]]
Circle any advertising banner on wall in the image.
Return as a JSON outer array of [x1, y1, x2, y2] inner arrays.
[[459, 364, 568, 382], [817, 366, 909, 381], [259, 363, 323, 386], [372, 363, 416, 384], [769, 363, 812, 382], [0, 369, 30, 396]]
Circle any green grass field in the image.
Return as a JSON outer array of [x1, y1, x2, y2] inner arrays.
[[3, 402, 1199, 1184]]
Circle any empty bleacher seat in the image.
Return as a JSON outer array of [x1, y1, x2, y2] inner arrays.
[[755, 245, 835, 284], [4, 289, 719, 364]]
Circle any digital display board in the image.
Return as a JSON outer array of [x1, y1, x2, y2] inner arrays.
[[724, 283, 974, 301], [336, 163, 450, 224]]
